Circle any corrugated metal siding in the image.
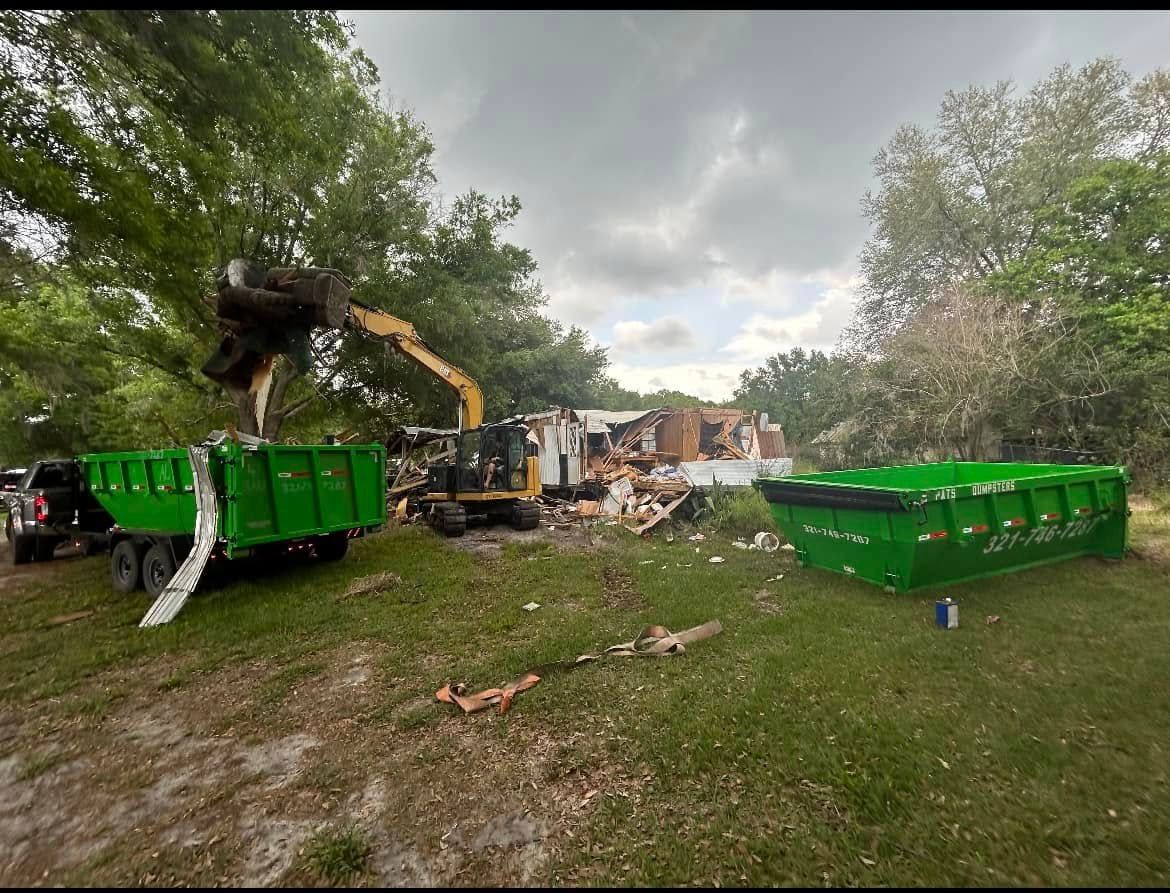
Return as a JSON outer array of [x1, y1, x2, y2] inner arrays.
[[655, 414, 683, 457], [756, 429, 786, 459], [541, 424, 562, 486], [679, 458, 793, 488]]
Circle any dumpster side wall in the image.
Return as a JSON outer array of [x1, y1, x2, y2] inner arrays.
[[82, 449, 217, 536], [227, 444, 386, 550], [81, 443, 387, 553], [762, 463, 1129, 592]]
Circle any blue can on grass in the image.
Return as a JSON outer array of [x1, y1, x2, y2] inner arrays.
[[935, 598, 959, 629]]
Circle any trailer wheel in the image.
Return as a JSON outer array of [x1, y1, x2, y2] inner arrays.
[[111, 540, 144, 593], [315, 532, 349, 562], [142, 544, 176, 599], [9, 534, 33, 566]]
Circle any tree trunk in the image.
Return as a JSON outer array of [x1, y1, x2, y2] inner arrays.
[[233, 355, 300, 440]]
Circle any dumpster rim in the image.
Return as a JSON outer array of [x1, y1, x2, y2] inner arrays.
[[755, 460, 1129, 498]]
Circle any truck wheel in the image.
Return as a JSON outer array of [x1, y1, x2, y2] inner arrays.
[[4, 515, 12, 544], [111, 540, 144, 593], [10, 534, 33, 566], [142, 544, 176, 599], [315, 532, 349, 561], [510, 502, 542, 531], [34, 537, 59, 562]]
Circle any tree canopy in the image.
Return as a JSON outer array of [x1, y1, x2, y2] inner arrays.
[[0, 11, 618, 462], [850, 59, 1170, 347]]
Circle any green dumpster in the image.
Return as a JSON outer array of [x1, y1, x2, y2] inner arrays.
[[754, 462, 1129, 592], [80, 440, 386, 555]]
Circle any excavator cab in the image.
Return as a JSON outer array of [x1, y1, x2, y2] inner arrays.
[[424, 423, 542, 536]]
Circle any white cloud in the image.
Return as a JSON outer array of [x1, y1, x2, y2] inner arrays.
[[611, 316, 697, 352], [720, 275, 859, 362]]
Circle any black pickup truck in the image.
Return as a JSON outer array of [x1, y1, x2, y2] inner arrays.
[[4, 459, 112, 565]]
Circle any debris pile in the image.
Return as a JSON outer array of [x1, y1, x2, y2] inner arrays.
[[378, 404, 793, 538], [385, 426, 457, 520], [590, 409, 768, 475]]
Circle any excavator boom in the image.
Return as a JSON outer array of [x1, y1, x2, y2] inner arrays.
[[347, 301, 484, 430]]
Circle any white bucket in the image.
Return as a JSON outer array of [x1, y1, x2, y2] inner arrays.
[[754, 531, 780, 553]]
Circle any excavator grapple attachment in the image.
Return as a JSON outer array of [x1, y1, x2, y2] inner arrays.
[[201, 261, 352, 393]]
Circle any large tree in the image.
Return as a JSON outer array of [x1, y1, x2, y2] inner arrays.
[[0, 10, 410, 446], [835, 289, 1109, 465], [851, 59, 1170, 347], [989, 154, 1170, 476], [732, 348, 852, 444]]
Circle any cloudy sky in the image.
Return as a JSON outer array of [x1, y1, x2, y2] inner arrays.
[[343, 11, 1170, 401]]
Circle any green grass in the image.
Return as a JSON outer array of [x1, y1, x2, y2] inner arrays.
[[302, 822, 372, 885], [2, 505, 1170, 885], [17, 749, 68, 781]]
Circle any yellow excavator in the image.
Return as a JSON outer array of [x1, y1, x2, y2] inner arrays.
[[201, 261, 542, 536]]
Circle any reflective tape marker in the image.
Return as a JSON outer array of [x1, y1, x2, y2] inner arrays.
[[963, 524, 989, 534], [1003, 518, 1026, 528]]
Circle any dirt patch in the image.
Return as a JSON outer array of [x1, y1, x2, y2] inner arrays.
[[0, 538, 91, 594], [238, 734, 321, 788], [600, 563, 644, 610], [238, 815, 319, 886], [340, 571, 402, 600], [446, 519, 602, 558], [450, 530, 506, 557], [340, 659, 372, 689], [468, 811, 548, 850], [0, 622, 641, 888], [752, 588, 783, 615]]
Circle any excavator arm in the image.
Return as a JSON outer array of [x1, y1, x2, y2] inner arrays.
[[202, 261, 484, 431], [347, 301, 484, 430]]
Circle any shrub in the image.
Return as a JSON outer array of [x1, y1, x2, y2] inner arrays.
[[708, 484, 776, 537]]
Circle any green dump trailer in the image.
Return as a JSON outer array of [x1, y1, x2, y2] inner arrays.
[[80, 437, 386, 625], [755, 461, 1129, 593]]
